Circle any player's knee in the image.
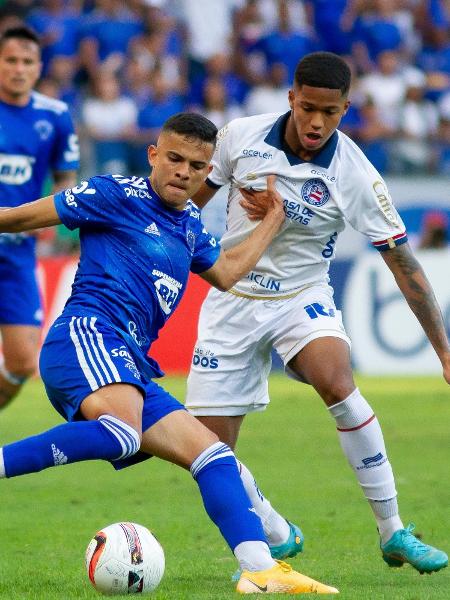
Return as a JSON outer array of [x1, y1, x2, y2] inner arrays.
[[318, 376, 356, 406], [98, 414, 141, 460], [0, 360, 34, 387], [4, 352, 38, 380]]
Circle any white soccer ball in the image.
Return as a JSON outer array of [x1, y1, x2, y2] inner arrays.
[[85, 522, 165, 595]]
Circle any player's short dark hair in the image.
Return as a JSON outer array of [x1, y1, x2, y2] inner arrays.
[[0, 26, 40, 51], [162, 113, 218, 147], [294, 52, 351, 96]]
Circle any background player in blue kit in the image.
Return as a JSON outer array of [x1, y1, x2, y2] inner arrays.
[[0, 26, 79, 409], [0, 113, 338, 595]]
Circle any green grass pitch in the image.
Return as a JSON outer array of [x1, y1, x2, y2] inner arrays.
[[0, 374, 448, 599]]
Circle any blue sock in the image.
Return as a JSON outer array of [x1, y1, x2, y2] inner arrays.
[[191, 442, 266, 551], [0, 415, 140, 478]]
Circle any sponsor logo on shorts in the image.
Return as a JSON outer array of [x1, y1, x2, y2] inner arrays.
[[128, 321, 147, 347], [111, 345, 141, 380], [192, 348, 219, 369], [301, 178, 330, 207], [304, 303, 335, 319]]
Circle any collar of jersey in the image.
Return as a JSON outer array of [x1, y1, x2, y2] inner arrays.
[[264, 111, 339, 168]]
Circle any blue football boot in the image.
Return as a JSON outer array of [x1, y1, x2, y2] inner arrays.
[[270, 521, 305, 560], [381, 523, 448, 574]]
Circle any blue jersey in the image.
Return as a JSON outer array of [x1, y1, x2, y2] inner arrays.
[[54, 174, 220, 377], [0, 91, 79, 255]]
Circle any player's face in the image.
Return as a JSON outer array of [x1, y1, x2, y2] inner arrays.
[[0, 38, 41, 104], [148, 131, 214, 210], [287, 84, 350, 160]]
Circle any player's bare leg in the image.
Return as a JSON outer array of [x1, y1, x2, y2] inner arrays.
[[289, 336, 448, 573], [196, 414, 304, 560], [0, 325, 40, 408]]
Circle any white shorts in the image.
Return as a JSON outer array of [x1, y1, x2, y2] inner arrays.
[[185, 283, 350, 416]]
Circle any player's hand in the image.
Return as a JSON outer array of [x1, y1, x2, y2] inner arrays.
[[239, 175, 285, 222], [441, 351, 450, 384]]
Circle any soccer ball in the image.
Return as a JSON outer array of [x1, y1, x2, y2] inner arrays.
[[85, 522, 165, 595]]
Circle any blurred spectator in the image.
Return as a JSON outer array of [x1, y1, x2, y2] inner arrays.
[[81, 70, 138, 174], [418, 210, 449, 248], [188, 51, 248, 107], [79, 0, 143, 78], [46, 55, 80, 109], [359, 50, 410, 129], [256, 0, 318, 82], [176, 0, 243, 79], [353, 0, 405, 66], [200, 76, 243, 128], [128, 5, 186, 96], [394, 70, 440, 173], [244, 61, 290, 115], [26, 0, 81, 75], [122, 57, 153, 109], [304, 0, 358, 55], [353, 97, 393, 173], [131, 68, 185, 173], [436, 91, 450, 174]]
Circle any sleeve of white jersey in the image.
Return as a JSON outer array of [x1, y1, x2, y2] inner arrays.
[[206, 120, 236, 188], [338, 147, 408, 252]]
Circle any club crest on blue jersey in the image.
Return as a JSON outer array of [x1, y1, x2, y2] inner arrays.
[[301, 179, 330, 207], [187, 230, 195, 252], [34, 119, 54, 140]]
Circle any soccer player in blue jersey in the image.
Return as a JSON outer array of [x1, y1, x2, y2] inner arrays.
[[186, 52, 449, 575], [0, 113, 338, 594], [0, 26, 79, 409]]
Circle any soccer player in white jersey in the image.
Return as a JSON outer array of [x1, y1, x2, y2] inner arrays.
[[186, 52, 449, 574]]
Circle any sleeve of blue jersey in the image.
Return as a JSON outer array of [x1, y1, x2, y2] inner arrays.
[[190, 225, 221, 274], [53, 176, 122, 230]]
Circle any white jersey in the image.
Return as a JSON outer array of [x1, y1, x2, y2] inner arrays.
[[207, 111, 407, 298]]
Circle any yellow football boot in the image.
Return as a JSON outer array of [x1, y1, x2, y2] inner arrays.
[[236, 561, 339, 594]]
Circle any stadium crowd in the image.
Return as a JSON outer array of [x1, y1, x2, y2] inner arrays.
[[1, 0, 449, 252]]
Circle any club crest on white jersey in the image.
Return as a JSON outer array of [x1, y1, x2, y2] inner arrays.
[[301, 179, 330, 207]]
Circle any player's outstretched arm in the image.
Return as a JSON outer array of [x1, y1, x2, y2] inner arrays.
[[199, 175, 285, 291], [0, 196, 61, 233], [381, 242, 450, 384]]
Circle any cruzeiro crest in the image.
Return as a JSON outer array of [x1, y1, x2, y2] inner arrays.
[[301, 178, 330, 207]]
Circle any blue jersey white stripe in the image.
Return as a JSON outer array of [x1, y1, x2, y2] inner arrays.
[[69, 317, 122, 390]]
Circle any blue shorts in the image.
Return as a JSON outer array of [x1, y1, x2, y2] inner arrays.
[[40, 315, 185, 469], [0, 246, 42, 326]]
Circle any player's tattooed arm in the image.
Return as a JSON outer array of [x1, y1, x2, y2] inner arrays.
[[0, 196, 61, 232], [381, 242, 450, 383]]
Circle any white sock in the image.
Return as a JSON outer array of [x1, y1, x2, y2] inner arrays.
[[0, 448, 4, 478], [238, 461, 290, 545], [328, 389, 403, 538], [234, 541, 275, 572]]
